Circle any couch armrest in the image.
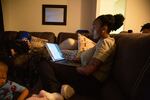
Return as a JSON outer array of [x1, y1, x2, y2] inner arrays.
[[19, 31, 56, 43]]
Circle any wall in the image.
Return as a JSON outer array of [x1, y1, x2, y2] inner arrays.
[[80, 0, 96, 31], [2, 0, 95, 36], [124, 0, 150, 32], [96, 0, 150, 33], [96, 0, 126, 33], [2, 0, 149, 35]]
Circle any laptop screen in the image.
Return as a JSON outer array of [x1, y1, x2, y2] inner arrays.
[[45, 43, 65, 61]]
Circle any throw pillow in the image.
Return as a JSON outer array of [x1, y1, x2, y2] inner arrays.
[[59, 38, 78, 50], [77, 34, 96, 58], [31, 36, 48, 48]]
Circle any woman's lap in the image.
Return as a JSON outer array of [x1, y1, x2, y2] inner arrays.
[[39, 60, 101, 96]]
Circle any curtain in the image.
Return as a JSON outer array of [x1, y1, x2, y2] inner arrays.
[[0, 0, 4, 32], [0, 0, 4, 45]]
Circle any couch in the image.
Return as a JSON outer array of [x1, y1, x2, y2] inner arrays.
[[0, 31, 56, 57], [1, 31, 150, 100], [57, 32, 150, 100], [0, 31, 56, 98]]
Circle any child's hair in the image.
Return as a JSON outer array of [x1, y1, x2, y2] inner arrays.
[[0, 61, 8, 72], [94, 14, 125, 33], [140, 23, 150, 32], [16, 32, 31, 42]]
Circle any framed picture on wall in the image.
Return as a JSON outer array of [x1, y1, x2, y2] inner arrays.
[[42, 5, 67, 25]]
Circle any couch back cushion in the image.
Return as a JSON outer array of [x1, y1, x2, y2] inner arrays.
[[112, 33, 150, 97], [57, 32, 78, 44], [2, 31, 18, 50], [3, 31, 18, 42]]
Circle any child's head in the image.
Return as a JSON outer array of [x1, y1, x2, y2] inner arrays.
[[140, 23, 150, 33], [0, 61, 8, 87], [17, 32, 31, 48]]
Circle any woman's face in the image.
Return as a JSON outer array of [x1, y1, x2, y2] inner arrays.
[[92, 20, 103, 39]]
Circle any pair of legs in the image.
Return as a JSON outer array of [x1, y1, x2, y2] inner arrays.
[[38, 60, 102, 96]]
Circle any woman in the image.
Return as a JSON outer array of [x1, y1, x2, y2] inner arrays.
[[38, 14, 125, 99]]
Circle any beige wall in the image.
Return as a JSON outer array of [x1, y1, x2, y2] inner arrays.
[[96, 0, 125, 33], [2, 0, 149, 35], [124, 0, 150, 32], [80, 0, 96, 31], [96, 0, 150, 33], [2, 0, 94, 36]]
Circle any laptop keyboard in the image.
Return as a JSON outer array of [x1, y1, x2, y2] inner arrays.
[[56, 60, 81, 67]]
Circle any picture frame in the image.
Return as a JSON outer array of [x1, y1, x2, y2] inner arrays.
[[42, 5, 67, 25]]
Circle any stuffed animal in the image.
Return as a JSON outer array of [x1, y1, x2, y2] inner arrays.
[[26, 90, 64, 100]]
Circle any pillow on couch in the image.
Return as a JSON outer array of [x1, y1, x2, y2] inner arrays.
[[59, 38, 78, 50], [31, 36, 48, 48], [60, 34, 96, 62], [77, 34, 96, 58]]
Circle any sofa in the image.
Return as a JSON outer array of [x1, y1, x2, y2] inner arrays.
[[0, 31, 56, 98], [57, 32, 150, 100], [1, 31, 150, 100], [0, 31, 56, 57]]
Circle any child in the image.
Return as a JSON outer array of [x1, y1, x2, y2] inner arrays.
[[0, 60, 29, 100], [140, 23, 150, 33], [11, 32, 31, 56]]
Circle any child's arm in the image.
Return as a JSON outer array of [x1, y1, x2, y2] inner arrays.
[[17, 88, 29, 100]]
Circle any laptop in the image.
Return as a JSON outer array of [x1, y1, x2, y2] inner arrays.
[[45, 43, 80, 67]]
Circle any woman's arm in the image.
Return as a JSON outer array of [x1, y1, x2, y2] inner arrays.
[[76, 58, 103, 75], [17, 88, 29, 100]]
